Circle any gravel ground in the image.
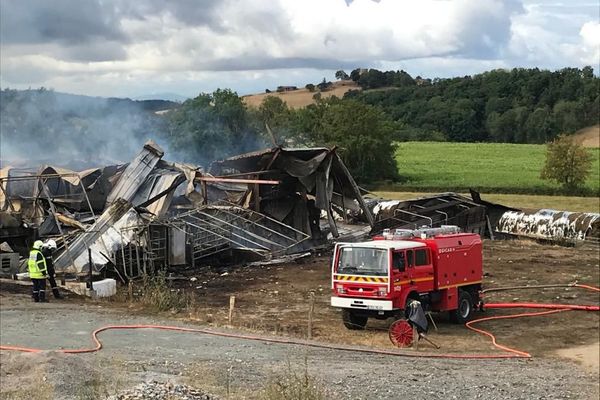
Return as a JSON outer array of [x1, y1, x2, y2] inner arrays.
[[107, 381, 217, 399], [1, 293, 598, 400]]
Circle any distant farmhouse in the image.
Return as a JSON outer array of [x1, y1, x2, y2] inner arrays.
[[276, 85, 298, 92]]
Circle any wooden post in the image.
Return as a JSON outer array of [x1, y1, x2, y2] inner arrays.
[[128, 280, 133, 303], [308, 291, 315, 339], [228, 295, 236, 326]]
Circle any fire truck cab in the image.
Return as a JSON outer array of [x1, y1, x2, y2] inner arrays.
[[331, 226, 482, 329]]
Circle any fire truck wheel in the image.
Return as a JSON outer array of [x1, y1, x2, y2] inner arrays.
[[342, 309, 368, 330], [450, 290, 473, 324]]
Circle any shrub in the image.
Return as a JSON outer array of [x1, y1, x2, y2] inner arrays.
[[541, 134, 593, 191], [139, 269, 190, 312]]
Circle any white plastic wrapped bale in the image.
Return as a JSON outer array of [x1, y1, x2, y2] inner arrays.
[[497, 209, 600, 241]]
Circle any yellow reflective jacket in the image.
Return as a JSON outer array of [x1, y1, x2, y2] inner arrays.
[[28, 249, 47, 279]]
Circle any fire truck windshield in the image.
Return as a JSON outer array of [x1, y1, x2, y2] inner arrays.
[[337, 247, 387, 276]]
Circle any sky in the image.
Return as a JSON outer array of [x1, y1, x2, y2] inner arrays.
[[0, 0, 598, 100]]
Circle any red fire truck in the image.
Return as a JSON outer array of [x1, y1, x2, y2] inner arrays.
[[331, 226, 483, 329]]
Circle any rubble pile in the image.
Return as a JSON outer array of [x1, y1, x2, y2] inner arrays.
[[0, 141, 374, 280], [107, 381, 217, 400], [2, 140, 596, 283]]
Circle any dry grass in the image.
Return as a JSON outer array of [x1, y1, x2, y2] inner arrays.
[[139, 269, 194, 312], [2, 382, 55, 400], [572, 125, 599, 148], [372, 191, 600, 213], [260, 359, 326, 400], [243, 81, 360, 109]]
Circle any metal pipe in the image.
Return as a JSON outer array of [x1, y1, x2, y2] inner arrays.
[[196, 176, 280, 185], [87, 248, 93, 291]]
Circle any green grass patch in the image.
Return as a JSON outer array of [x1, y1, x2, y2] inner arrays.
[[381, 142, 599, 196]]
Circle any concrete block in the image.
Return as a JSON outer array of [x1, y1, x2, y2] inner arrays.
[[16, 272, 30, 281], [63, 278, 117, 298], [92, 278, 117, 297]]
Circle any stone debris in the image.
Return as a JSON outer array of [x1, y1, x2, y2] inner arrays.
[[107, 381, 217, 400]]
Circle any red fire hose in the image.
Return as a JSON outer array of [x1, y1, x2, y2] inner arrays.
[[484, 303, 599, 311], [1, 283, 598, 359]]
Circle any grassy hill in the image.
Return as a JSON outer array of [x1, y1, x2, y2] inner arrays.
[[243, 80, 360, 109], [377, 141, 600, 195]]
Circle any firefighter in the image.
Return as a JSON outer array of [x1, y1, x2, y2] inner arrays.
[[42, 239, 62, 299], [28, 240, 48, 302]]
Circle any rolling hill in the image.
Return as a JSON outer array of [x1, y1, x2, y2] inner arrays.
[[242, 80, 360, 109]]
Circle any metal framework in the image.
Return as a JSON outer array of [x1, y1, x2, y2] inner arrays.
[[0, 172, 98, 274], [165, 205, 311, 264]]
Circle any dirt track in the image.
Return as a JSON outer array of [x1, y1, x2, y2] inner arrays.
[[1, 293, 599, 400], [161, 240, 600, 359], [1, 240, 599, 399]]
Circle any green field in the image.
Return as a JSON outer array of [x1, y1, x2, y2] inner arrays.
[[383, 142, 599, 196]]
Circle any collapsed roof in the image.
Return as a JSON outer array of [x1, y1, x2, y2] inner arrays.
[[0, 142, 374, 276]]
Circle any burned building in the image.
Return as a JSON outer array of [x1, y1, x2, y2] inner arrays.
[[0, 143, 374, 280]]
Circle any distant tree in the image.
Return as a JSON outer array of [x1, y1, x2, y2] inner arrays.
[[265, 89, 271, 93], [251, 96, 292, 145], [167, 89, 262, 163], [257, 96, 289, 128], [317, 78, 332, 91], [358, 69, 386, 89], [391, 70, 415, 86], [540, 135, 592, 191], [299, 98, 399, 181], [553, 100, 582, 134], [335, 70, 349, 80], [305, 83, 316, 92], [524, 107, 555, 143], [349, 69, 361, 82]]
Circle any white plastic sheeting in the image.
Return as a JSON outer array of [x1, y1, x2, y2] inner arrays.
[[372, 200, 402, 215], [71, 208, 145, 273]]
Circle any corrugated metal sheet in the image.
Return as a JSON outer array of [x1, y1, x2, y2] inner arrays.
[[54, 198, 137, 273], [105, 140, 164, 208]]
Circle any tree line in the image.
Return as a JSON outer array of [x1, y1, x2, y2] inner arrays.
[[343, 66, 598, 144]]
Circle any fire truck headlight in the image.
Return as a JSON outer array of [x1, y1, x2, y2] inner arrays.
[[378, 287, 388, 296], [336, 285, 346, 294]]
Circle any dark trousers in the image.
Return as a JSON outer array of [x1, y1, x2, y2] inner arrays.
[[47, 274, 61, 298], [32, 279, 46, 302]]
